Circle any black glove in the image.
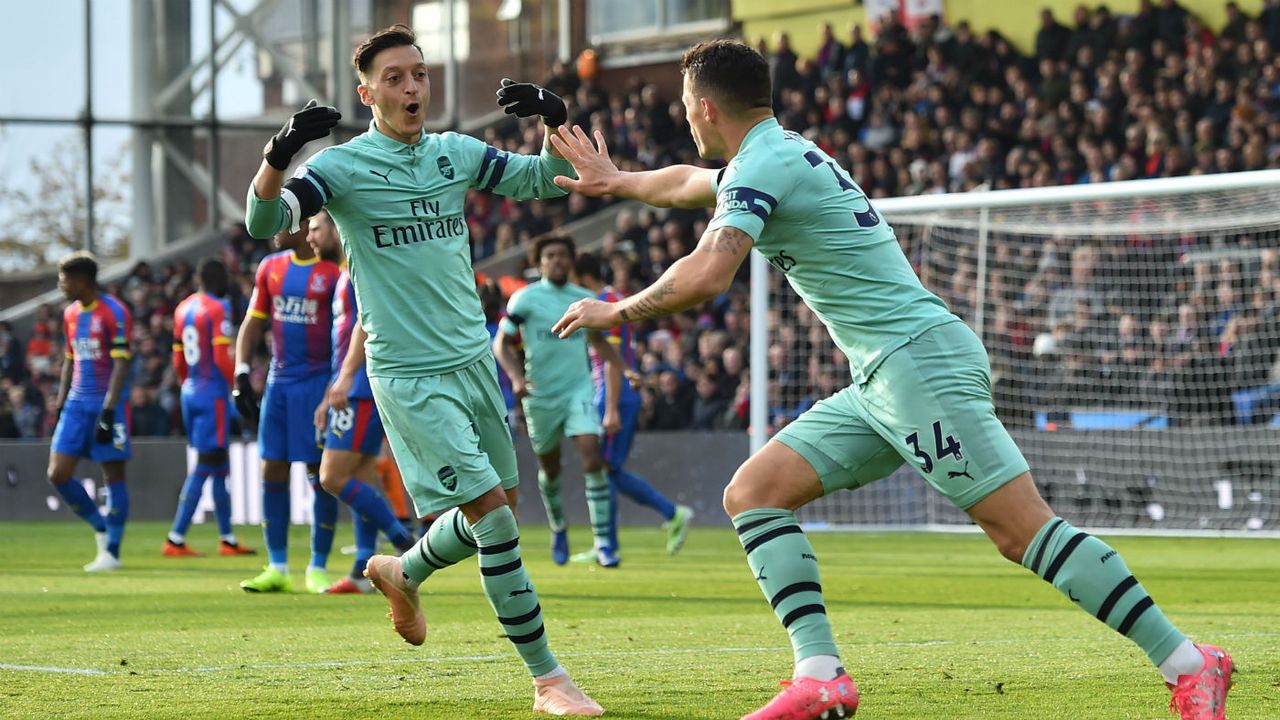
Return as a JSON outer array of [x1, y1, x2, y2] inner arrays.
[[233, 372, 260, 426], [496, 78, 567, 128], [95, 408, 114, 445], [263, 99, 342, 170]]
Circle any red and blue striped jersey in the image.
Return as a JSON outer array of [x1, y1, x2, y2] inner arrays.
[[63, 294, 132, 401], [173, 292, 234, 391], [332, 267, 373, 400], [590, 286, 639, 401], [248, 251, 339, 382]]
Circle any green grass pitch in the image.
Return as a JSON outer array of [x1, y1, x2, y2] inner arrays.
[[0, 521, 1276, 719]]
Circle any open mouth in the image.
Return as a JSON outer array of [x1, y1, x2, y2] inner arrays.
[[406, 103, 420, 116]]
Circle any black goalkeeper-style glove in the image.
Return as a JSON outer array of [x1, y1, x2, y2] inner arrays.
[[95, 408, 114, 445], [496, 78, 567, 128], [263, 99, 342, 170], [233, 372, 260, 427]]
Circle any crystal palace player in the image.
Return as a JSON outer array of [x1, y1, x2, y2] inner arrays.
[[243, 24, 601, 715], [493, 234, 630, 568], [574, 251, 693, 558], [164, 259, 255, 557], [308, 210, 417, 594], [47, 252, 131, 572], [235, 219, 342, 594], [550, 40, 1232, 720]]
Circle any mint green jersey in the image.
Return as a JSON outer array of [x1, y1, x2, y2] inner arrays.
[[246, 120, 574, 377], [707, 118, 957, 384], [499, 278, 596, 399]]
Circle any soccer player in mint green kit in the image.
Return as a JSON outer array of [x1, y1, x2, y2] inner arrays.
[[493, 233, 631, 568], [550, 40, 1231, 720], [243, 24, 602, 716]]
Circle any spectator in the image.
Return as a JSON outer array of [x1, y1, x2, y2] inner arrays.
[[1036, 8, 1072, 61], [816, 23, 844, 80], [0, 321, 24, 382], [770, 32, 802, 109], [649, 370, 693, 430], [0, 391, 19, 439], [690, 374, 729, 430], [129, 386, 169, 438]]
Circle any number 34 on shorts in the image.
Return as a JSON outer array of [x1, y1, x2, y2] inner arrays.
[[904, 420, 963, 476]]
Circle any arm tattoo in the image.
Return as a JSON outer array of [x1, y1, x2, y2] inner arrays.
[[622, 276, 678, 322], [619, 307, 630, 322], [697, 227, 752, 254]]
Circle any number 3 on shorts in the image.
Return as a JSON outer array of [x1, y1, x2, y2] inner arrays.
[[904, 420, 963, 474]]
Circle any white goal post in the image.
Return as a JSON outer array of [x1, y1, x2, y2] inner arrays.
[[751, 169, 1280, 537]]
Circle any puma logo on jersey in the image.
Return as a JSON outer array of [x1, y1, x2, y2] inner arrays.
[[369, 168, 393, 184], [947, 462, 974, 481]]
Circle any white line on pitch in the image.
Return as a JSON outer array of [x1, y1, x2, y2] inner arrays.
[[0, 664, 107, 676], [179, 645, 783, 673]]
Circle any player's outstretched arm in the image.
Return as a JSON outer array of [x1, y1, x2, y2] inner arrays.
[[554, 226, 752, 338], [245, 100, 341, 238], [549, 125, 716, 209], [476, 78, 578, 201]]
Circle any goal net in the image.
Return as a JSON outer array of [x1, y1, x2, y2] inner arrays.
[[761, 171, 1280, 535]]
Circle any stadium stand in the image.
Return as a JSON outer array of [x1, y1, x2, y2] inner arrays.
[[5, 1, 1280, 439]]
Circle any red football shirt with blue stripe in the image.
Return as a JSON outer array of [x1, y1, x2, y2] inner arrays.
[[248, 251, 339, 382], [590, 286, 639, 403], [173, 292, 234, 390], [332, 267, 373, 400], [63, 294, 132, 401]]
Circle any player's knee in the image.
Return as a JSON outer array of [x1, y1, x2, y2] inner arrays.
[[318, 470, 346, 496], [581, 452, 604, 473], [722, 471, 762, 517], [46, 466, 67, 486]]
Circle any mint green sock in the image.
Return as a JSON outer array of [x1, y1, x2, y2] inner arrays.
[[537, 470, 565, 532], [733, 508, 839, 664], [1022, 517, 1187, 666], [399, 508, 478, 584], [583, 470, 612, 549], [472, 505, 559, 677]]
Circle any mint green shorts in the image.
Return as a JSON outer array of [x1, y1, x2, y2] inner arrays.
[[775, 321, 1029, 510], [522, 382, 601, 456], [369, 356, 519, 517]]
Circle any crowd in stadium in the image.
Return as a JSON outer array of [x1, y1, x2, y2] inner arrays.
[[6, 0, 1280, 438]]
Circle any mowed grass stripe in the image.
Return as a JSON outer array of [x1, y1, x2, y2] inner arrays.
[[0, 522, 1275, 719]]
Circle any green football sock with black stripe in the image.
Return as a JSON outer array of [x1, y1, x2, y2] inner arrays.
[[733, 509, 840, 664], [473, 505, 559, 676], [583, 470, 613, 549], [399, 508, 478, 584], [1022, 517, 1187, 666], [537, 470, 565, 532]]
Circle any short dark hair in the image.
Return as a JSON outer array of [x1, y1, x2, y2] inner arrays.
[[59, 251, 98, 284], [575, 251, 601, 282], [353, 24, 423, 78], [530, 233, 576, 265], [198, 258, 229, 296], [681, 39, 771, 112]]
